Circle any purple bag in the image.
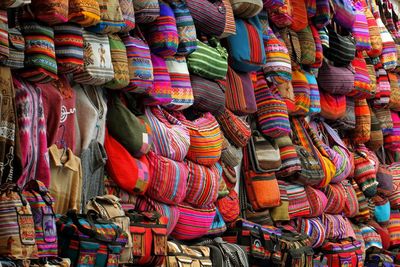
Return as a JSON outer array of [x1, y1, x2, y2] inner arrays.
[[317, 60, 355, 95], [236, 71, 257, 115], [332, 0, 356, 31]]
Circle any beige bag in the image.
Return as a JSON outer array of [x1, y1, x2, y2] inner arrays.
[[163, 241, 212, 267]]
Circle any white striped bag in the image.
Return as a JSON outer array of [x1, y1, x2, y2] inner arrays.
[[73, 31, 114, 85]]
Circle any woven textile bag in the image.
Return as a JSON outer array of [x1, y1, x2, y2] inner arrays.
[[305, 186, 327, 217], [312, 0, 330, 29], [367, 107, 384, 151], [53, 23, 84, 75], [309, 24, 323, 70], [185, 161, 221, 208], [0, 183, 37, 259], [330, 96, 356, 130], [19, 22, 57, 83], [133, 0, 159, 24], [171, 203, 216, 240], [163, 55, 194, 110], [275, 136, 302, 178], [176, 112, 223, 166], [219, 0, 236, 38], [352, 99, 371, 144], [360, 224, 383, 251], [260, 11, 292, 84], [365, 5, 383, 58], [331, 0, 356, 30], [374, 107, 393, 135], [144, 53, 172, 106], [230, 0, 263, 18], [322, 183, 347, 214], [254, 72, 291, 138], [216, 108, 251, 148], [290, 0, 308, 31], [0, 11, 8, 63], [120, 0, 135, 32], [320, 91, 346, 120], [68, 0, 100, 27], [365, 56, 377, 98], [323, 25, 356, 67], [145, 106, 190, 161], [373, 195, 391, 225], [146, 151, 188, 205], [291, 68, 311, 116], [2, 28, 24, 69], [279, 28, 301, 63], [352, 179, 371, 223], [86, 0, 125, 33], [297, 26, 316, 65], [287, 183, 311, 219], [374, 66, 392, 109], [268, 0, 293, 28], [377, 16, 398, 71], [322, 214, 353, 240], [221, 137, 243, 167], [317, 60, 355, 95], [169, 0, 197, 56], [144, 2, 178, 57], [389, 72, 400, 111], [216, 189, 240, 223], [73, 31, 114, 85], [352, 2, 371, 51], [105, 34, 129, 89], [227, 16, 266, 72], [342, 179, 360, 218], [297, 218, 326, 248], [306, 71, 320, 115], [387, 210, 400, 248], [32, 0, 68, 25], [348, 53, 373, 99], [187, 38, 228, 80], [191, 75, 225, 116], [121, 32, 153, 94], [353, 145, 379, 197]]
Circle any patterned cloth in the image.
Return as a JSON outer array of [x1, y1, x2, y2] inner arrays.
[[33, 0, 68, 25], [0, 10, 8, 62], [86, 0, 125, 33], [105, 34, 129, 89], [287, 183, 310, 219], [119, 0, 135, 32], [68, 0, 101, 27]]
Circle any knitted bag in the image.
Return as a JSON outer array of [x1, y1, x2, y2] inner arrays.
[[53, 23, 84, 75], [230, 0, 263, 18], [191, 75, 225, 116], [73, 31, 114, 85], [227, 16, 266, 72], [352, 99, 371, 144], [331, 0, 356, 30], [322, 214, 352, 240], [186, 0, 226, 37], [85, 0, 125, 33], [2, 28, 24, 69], [374, 107, 393, 135], [144, 2, 179, 57], [312, 0, 330, 29], [144, 53, 172, 106], [104, 34, 129, 89], [322, 183, 347, 214], [388, 73, 400, 111], [176, 112, 223, 166], [0, 11, 8, 63], [187, 38, 228, 80], [275, 135, 302, 178], [348, 53, 373, 99], [216, 108, 251, 148], [145, 106, 190, 161], [290, 0, 308, 31], [373, 195, 391, 225], [185, 161, 221, 208], [121, 32, 153, 94], [268, 0, 293, 28], [342, 179, 359, 218], [105, 130, 150, 195], [146, 151, 188, 205], [119, 0, 135, 32], [254, 72, 291, 138], [365, 5, 383, 58], [19, 21, 57, 83], [352, 2, 371, 51], [135, 195, 179, 236], [260, 11, 292, 84], [287, 183, 311, 219], [163, 55, 194, 110], [317, 60, 355, 95], [291, 68, 311, 116], [352, 179, 371, 223], [360, 225, 383, 250], [297, 218, 326, 248], [319, 90, 346, 121], [330, 96, 356, 130], [377, 164, 394, 196], [171, 203, 216, 240], [377, 16, 398, 71], [354, 145, 379, 197], [305, 186, 328, 217], [216, 189, 240, 223], [323, 25, 356, 66], [224, 66, 257, 115], [297, 26, 316, 65], [133, 0, 159, 24], [367, 107, 384, 151], [169, 0, 197, 56], [68, 0, 101, 27], [388, 210, 400, 248], [305, 71, 320, 115]]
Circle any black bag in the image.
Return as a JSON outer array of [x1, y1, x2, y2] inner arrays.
[[278, 229, 314, 267], [323, 25, 356, 66]]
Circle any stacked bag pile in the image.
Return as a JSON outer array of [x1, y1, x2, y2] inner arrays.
[[2, 0, 400, 266]]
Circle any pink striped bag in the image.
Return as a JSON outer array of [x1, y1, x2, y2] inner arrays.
[[352, 2, 371, 51]]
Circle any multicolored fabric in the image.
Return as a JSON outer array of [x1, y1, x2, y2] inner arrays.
[[145, 106, 190, 161], [268, 0, 293, 28], [354, 145, 379, 197], [86, 0, 125, 33], [0, 10, 8, 62], [342, 179, 359, 218], [73, 31, 114, 85], [291, 69, 311, 116], [3, 28, 24, 69], [297, 26, 316, 65], [353, 99, 371, 144], [221, 0, 236, 38], [133, 0, 159, 24], [374, 107, 393, 136], [374, 66, 391, 108], [377, 16, 398, 71], [176, 112, 223, 166], [215, 108, 251, 148], [348, 54, 373, 99], [389, 72, 400, 111], [352, 179, 371, 223], [319, 90, 346, 120], [122, 33, 154, 94], [254, 72, 291, 138], [275, 135, 301, 178], [365, 57, 377, 98], [279, 28, 301, 64], [361, 225, 383, 250], [216, 189, 240, 223], [305, 186, 327, 217], [191, 75, 225, 116], [227, 16, 266, 72], [171, 203, 216, 240], [185, 161, 221, 208], [305, 71, 320, 115], [367, 107, 384, 151], [312, 0, 330, 29], [145, 2, 179, 57], [322, 214, 352, 240], [230, 0, 263, 18], [19, 22, 57, 83], [365, 6, 383, 58], [322, 183, 346, 214], [331, 0, 356, 30], [33, 0, 68, 25], [207, 208, 227, 236], [53, 23, 84, 75], [68, 0, 101, 27], [287, 183, 310, 219], [323, 25, 356, 66], [352, 2, 371, 51], [163, 55, 194, 110], [388, 210, 400, 248], [297, 218, 326, 248], [169, 0, 197, 55], [119, 0, 135, 32], [105, 34, 129, 89], [317, 60, 355, 95], [270, 180, 290, 222], [373, 195, 391, 224], [384, 111, 400, 151], [309, 24, 323, 70], [146, 151, 188, 205], [330, 96, 355, 130]]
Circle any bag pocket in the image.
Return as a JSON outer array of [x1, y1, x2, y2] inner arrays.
[[78, 240, 100, 267], [152, 228, 167, 256], [130, 226, 146, 257]]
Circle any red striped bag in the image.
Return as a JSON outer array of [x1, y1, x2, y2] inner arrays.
[[291, 68, 310, 116], [216, 108, 251, 148], [290, 0, 308, 31], [352, 99, 371, 144], [352, 2, 371, 51], [342, 179, 359, 218], [322, 183, 347, 214], [305, 186, 327, 217], [287, 183, 311, 219]]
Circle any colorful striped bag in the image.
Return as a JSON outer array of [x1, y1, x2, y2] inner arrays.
[[388, 73, 400, 111], [297, 25, 316, 65], [221, 0, 236, 38], [163, 55, 194, 110], [105, 34, 129, 89], [171, 203, 216, 240], [221, 137, 243, 168], [191, 75, 225, 116], [317, 59, 355, 95], [22, 180, 57, 258], [53, 23, 84, 75], [291, 68, 311, 116], [290, 0, 308, 31], [352, 99, 371, 144], [133, 0, 159, 24], [297, 218, 326, 248], [268, 0, 293, 28], [367, 107, 384, 151], [374, 107, 393, 136], [320, 91, 346, 121], [0, 10, 8, 62], [2, 28, 24, 69], [230, 0, 263, 18], [310, 24, 323, 69], [68, 0, 100, 27], [360, 224, 383, 251], [322, 214, 353, 240], [348, 53, 373, 99], [352, 2, 371, 51], [353, 145, 379, 197], [312, 0, 330, 29], [304, 186, 328, 217], [146, 151, 188, 205], [216, 189, 240, 223], [322, 183, 347, 214], [122, 32, 154, 94], [20, 21, 57, 83], [388, 210, 400, 248], [216, 108, 251, 148], [119, 0, 135, 32], [342, 178, 360, 218], [377, 16, 398, 71], [176, 111, 223, 166], [32, 0, 68, 25], [365, 4, 383, 58], [330, 96, 356, 130], [73, 31, 114, 85], [185, 161, 221, 208], [275, 135, 301, 178], [86, 0, 125, 33], [323, 25, 356, 67], [331, 0, 356, 30], [145, 106, 190, 161], [287, 183, 311, 219], [144, 1, 179, 57], [305, 71, 320, 115]]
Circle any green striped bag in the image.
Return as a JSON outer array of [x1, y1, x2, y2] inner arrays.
[[105, 34, 129, 89], [187, 38, 228, 80]]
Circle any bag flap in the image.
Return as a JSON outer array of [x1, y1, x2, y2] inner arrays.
[[151, 227, 167, 236], [8, 28, 24, 51], [129, 226, 146, 235]]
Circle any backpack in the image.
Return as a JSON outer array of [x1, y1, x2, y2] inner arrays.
[[278, 228, 314, 267]]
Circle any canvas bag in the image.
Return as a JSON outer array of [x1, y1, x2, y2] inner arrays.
[[73, 31, 114, 85], [68, 0, 100, 27], [104, 34, 130, 90]]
